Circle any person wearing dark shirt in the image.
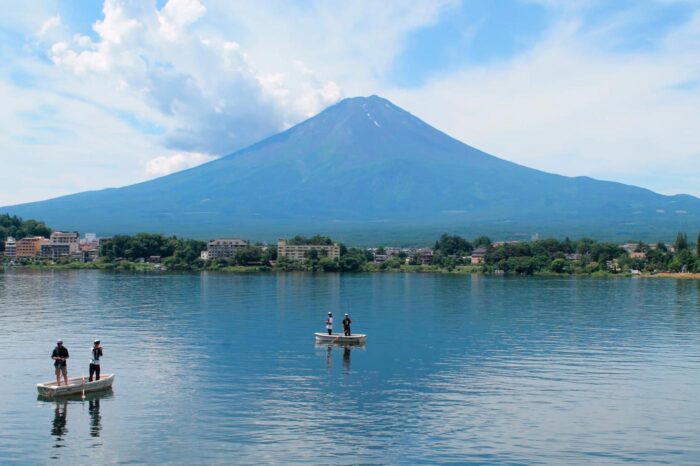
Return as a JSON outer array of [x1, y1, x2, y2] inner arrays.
[[51, 340, 69, 386], [342, 313, 352, 336], [89, 339, 103, 382]]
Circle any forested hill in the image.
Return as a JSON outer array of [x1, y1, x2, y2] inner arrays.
[[0, 214, 52, 251]]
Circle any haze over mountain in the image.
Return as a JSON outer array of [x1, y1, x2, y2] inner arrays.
[[3, 95, 699, 243]]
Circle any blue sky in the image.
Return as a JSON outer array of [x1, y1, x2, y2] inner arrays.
[[1, 0, 699, 205]]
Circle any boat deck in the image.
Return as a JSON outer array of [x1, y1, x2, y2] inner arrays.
[[314, 333, 367, 345], [37, 374, 114, 397]]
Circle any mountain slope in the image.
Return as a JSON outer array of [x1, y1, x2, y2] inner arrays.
[[3, 95, 699, 243]]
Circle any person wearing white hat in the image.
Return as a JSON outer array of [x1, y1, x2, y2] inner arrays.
[[51, 340, 70, 386], [89, 339, 103, 382], [325, 312, 333, 335]]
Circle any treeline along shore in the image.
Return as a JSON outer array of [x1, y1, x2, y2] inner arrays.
[[1, 214, 700, 277]]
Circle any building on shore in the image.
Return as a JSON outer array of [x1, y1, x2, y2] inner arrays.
[[417, 249, 434, 265], [40, 243, 72, 260], [470, 247, 487, 265], [82, 233, 98, 246], [205, 238, 249, 259], [4, 237, 17, 257], [50, 231, 80, 253], [373, 254, 389, 264], [16, 236, 50, 258], [277, 239, 340, 261]]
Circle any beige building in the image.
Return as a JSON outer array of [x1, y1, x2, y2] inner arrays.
[[277, 239, 340, 261], [206, 238, 249, 259], [50, 231, 80, 253], [16, 236, 49, 257]]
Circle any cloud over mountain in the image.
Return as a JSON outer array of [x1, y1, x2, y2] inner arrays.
[[48, 0, 343, 154]]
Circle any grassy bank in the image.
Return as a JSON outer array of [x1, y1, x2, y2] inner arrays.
[[644, 272, 700, 280]]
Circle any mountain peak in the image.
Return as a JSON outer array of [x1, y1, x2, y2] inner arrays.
[[293, 94, 428, 139], [330, 94, 400, 115]]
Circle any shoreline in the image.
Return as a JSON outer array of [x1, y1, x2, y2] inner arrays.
[[643, 272, 700, 280], [4, 262, 700, 279]]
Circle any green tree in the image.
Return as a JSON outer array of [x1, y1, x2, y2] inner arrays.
[[234, 246, 263, 265], [339, 249, 367, 272], [669, 249, 694, 272], [550, 258, 568, 274], [434, 233, 473, 256], [675, 232, 688, 251], [288, 235, 333, 245], [318, 256, 340, 272], [472, 236, 491, 248]]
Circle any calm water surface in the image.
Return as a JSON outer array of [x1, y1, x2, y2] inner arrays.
[[1, 269, 699, 465]]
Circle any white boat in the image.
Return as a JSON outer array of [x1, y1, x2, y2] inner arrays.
[[37, 374, 115, 397], [314, 333, 367, 345]]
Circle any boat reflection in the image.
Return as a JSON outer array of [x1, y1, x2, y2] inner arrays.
[[51, 400, 68, 448], [88, 397, 102, 437], [317, 344, 361, 372], [342, 346, 351, 372], [40, 389, 114, 450]]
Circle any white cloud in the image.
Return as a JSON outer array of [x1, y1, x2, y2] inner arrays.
[[205, 0, 457, 96], [38, 15, 61, 36], [0, 71, 166, 206], [158, 0, 206, 41], [46, 0, 344, 155], [385, 13, 700, 197], [145, 152, 216, 177]]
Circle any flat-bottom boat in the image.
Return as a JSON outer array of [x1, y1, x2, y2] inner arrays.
[[37, 374, 114, 397], [314, 332, 367, 345]]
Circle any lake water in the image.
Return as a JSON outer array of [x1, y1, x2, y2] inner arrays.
[[1, 269, 699, 465]]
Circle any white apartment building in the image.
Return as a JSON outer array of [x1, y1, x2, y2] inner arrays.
[[4, 236, 16, 257]]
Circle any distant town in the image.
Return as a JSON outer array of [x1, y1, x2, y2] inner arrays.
[[1, 214, 699, 276]]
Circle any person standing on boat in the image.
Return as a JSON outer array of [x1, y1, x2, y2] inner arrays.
[[325, 312, 333, 335], [51, 340, 69, 386], [342, 313, 352, 336], [89, 339, 103, 382]]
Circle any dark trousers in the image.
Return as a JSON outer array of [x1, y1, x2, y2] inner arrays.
[[327, 329, 332, 335], [89, 363, 101, 381], [344, 326, 351, 336]]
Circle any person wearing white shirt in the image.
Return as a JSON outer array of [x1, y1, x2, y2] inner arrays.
[[89, 339, 103, 382]]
